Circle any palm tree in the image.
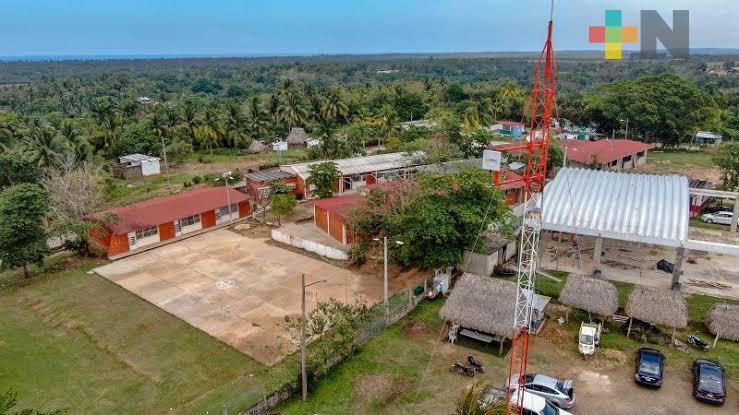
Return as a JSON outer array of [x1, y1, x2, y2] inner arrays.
[[246, 96, 270, 138], [277, 93, 308, 130], [58, 120, 92, 166], [375, 104, 398, 143], [181, 99, 198, 143], [463, 107, 481, 130], [149, 111, 169, 175], [454, 381, 505, 415], [267, 94, 281, 127], [164, 105, 180, 137], [223, 101, 248, 148], [323, 89, 349, 122], [477, 98, 496, 126], [24, 126, 63, 169], [198, 106, 224, 155]]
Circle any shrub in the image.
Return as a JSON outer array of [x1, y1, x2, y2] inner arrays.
[[191, 175, 202, 184]]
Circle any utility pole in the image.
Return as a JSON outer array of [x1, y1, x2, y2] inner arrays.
[[383, 236, 388, 306], [300, 274, 326, 401], [300, 273, 307, 401], [373, 237, 404, 306]]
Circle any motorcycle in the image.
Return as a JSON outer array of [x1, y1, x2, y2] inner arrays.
[[687, 333, 710, 350], [450, 361, 476, 377], [467, 355, 484, 373]]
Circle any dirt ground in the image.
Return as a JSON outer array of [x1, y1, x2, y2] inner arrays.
[[93, 228, 383, 365], [539, 230, 739, 300], [411, 323, 737, 415]]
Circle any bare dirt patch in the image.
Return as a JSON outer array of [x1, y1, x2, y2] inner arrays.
[[353, 374, 409, 411], [402, 320, 427, 338]]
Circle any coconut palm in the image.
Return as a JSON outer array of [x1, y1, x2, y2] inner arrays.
[[164, 105, 180, 137], [181, 99, 198, 143], [277, 92, 308, 129], [463, 107, 481, 130], [148, 111, 170, 174], [323, 89, 349, 122], [246, 96, 270, 138], [476, 98, 496, 126], [454, 381, 505, 415], [24, 126, 63, 169], [58, 120, 92, 166], [197, 106, 224, 155], [223, 101, 248, 148], [375, 104, 398, 141]]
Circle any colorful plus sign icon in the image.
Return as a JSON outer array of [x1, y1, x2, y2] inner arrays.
[[589, 10, 638, 60]]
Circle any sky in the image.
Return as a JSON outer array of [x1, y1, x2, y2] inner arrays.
[[1, 0, 737, 58]]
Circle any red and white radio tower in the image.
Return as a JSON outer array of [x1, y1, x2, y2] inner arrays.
[[503, 1, 557, 414]]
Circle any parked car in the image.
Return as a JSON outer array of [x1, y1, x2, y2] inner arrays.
[[692, 359, 726, 405], [506, 373, 576, 409], [508, 389, 573, 415], [578, 322, 601, 356], [634, 348, 665, 388], [701, 211, 733, 225]]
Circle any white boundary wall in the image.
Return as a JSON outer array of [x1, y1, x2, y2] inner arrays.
[[271, 229, 348, 260]]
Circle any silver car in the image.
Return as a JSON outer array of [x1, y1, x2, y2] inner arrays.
[[506, 373, 576, 409], [701, 211, 733, 225]]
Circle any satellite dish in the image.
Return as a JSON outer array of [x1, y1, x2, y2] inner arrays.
[[482, 150, 502, 171]]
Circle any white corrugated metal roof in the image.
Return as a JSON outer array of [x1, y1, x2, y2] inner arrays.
[[281, 152, 423, 179], [542, 168, 689, 247]]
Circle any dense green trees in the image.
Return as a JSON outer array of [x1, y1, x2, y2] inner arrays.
[[582, 74, 721, 146], [306, 162, 341, 199], [348, 168, 510, 268], [713, 142, 739, 190], [0, 55, 735, 177], [0, 183, 50, 277]]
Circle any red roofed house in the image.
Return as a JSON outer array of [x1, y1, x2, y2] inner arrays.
[[90, 187, 253, 258], [497, 170, 526, 205], [562, 139, 655, 171], [312, 194, 365, 245]]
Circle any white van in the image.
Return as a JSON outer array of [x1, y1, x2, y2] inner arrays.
[[509, 389, 573, 415]]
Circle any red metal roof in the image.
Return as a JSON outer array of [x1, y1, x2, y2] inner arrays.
[[312, 193, 365, 222], [562, 139, 655, 165], [99, 187, 252, 234], [497, 170, 525, 190]]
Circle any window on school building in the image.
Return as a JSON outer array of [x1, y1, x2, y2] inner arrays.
[[180, 214, 200, 227], [135, 226, 158, 239]]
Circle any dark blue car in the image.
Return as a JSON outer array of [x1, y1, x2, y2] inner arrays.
[[634, 348, 665, 388], [692, 359, 726, 405]]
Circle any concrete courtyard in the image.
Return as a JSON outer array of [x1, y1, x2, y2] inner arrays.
[[93, 228, 383, 365]]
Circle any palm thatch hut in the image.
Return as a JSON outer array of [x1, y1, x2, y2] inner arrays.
[[705, 303, 739, 346], [439, 273, 550, 355], [625, 285, 687, 337], [248, 140, 266, 154], [559, 275, 619, 317], [286, 128, 309, 148]]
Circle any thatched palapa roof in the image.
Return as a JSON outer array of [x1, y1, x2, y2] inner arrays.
[[625, 285, 687, 329], [705, 304, 739, 342], [286, 128, 309, 146], [440, 273, 517, 338], [559, 275, 618, 316], [248, 140, 266, 154]]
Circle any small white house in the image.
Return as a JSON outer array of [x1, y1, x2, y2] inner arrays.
[[117, 154, 161, 178]]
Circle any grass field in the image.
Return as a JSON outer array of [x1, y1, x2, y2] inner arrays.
[[648, 149, 715, 168], [0, 258, 278, 414]]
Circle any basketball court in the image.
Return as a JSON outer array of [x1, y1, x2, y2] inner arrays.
[[93, 228, 383, 365]]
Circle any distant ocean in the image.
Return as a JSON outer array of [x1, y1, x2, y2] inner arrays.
[[0, 53, 294, 62]]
